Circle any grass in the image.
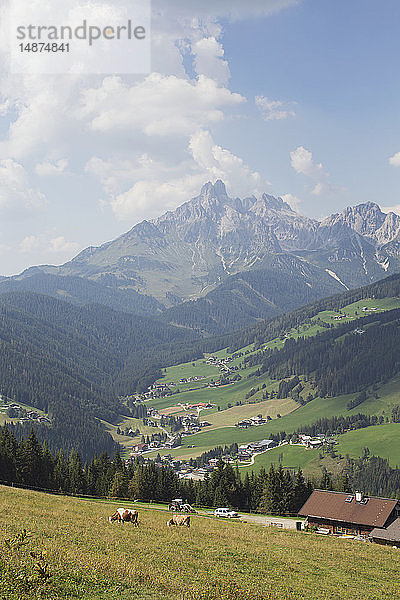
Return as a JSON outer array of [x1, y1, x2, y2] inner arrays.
[[239, 445, 321, 474], [1, 485, 399, 600], [101, 417, 157, 456], [239, 445, 347, 479], [336, 422, 400, 467], [157, 359, 221, 392], [147, 366, 266, 413], [177, 395, 352, 451], [145, 379, 400, 462], [205, 398, 298, 430]]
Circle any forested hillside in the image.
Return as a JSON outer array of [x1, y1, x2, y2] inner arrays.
[[0, 273, 162, 315], [0, 291, 198, 456], [162, 264, 342, 334], [2, 274, 400, 460], [247, 308, 400, 398], [226, 273, 400, 352]]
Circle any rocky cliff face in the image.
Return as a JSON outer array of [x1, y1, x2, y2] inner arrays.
[[321, 201, 400, 244], [6, 181, 400, 305]]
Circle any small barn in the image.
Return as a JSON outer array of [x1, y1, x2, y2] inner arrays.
[[298, 490, 399, 537], [370, 517, 400, 548]]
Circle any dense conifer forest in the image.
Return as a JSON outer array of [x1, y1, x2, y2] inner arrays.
[[244, 308, 400, 397]]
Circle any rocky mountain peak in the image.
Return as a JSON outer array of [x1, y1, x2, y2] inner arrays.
[[321, 201, 386, 238], [22, 180, 400, 307], [198, 179, 228, 203], [249, 193, 294, 217], [375, 210, 400, 245]]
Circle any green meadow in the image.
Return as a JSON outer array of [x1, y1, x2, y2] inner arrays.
[[1, 485, 399, 600], [336, 422, 400, 467]]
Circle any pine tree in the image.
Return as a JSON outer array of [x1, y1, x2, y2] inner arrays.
[[109, 471, 129, 498], [16, 430, 43, 487], [319, 468, 334, 490], [68, 450, 86, 495], [291, 469, 310, 512], [53, 449, 69, 492], [0, 426, 18, 483]]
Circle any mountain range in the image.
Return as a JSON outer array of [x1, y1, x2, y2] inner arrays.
[[2, 180, 400, 332]]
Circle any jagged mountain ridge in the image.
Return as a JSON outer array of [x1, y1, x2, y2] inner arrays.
[[3, 181, 400, 316]]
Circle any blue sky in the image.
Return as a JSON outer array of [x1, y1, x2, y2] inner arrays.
[[0, 0, 399, 275]]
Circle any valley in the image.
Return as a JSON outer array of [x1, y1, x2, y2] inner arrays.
[[105, 294, 400, 481], [1, 185, 400, 496]]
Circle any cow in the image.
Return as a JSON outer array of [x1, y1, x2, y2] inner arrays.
[[167, 514, 190, 528], [108, 507, 139, 526]]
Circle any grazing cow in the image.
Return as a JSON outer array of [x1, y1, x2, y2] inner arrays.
[[109, 507, 139, 526], [167, 514, 190, 528]]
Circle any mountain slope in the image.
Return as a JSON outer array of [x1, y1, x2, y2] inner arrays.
[[0, 272, 162, 315], [2, 181, 400, 333], [162, 259, 343, 334], [0, 291, 198, 456], [0, 291, 197, 411]]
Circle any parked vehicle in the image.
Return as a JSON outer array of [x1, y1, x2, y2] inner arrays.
[[214, 508, 239, 518], [169, 499, 196, 513]]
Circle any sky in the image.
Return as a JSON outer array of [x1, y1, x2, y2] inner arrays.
[[0, 0, 399, 276]]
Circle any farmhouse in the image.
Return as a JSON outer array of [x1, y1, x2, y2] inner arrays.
[[131, 442, 148, 453], [299, 489, 400, 537], [249, 439, 277, 452]]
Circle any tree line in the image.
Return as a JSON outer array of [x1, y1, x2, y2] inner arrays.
[[0, 426, 310, 513], [2, 426, 398, 516]]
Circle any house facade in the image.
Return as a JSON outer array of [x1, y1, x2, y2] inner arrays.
[[298, 489, 399, 537]]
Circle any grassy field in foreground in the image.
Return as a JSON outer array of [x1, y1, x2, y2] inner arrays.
[[1, 485, 399, 600]]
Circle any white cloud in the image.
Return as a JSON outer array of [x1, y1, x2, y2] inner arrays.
[[281, 193, 301, 212], [79, 74, 245, 137], [49, 236, 80, 253], [189, 129, 263, 196], [20, 234, 79, 255], [255, 95, 295, 121], [0, 100, 10, 116], [35, 159, 68, 177], [0, 159, 46, 216], [92, 130, 267, 221], [110, 177, 202, 222], [19, 235, 41, 253], [193, 37, 230, 85], [0, 75, 80, 160], [290, 146, 335, 196], [389, 151, 400, 167], [290, 146, 322, 177], [155, 0, 299, 21], [381, 205, 400, 216]]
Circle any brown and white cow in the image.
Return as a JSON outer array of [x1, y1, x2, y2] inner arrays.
[[167, 514, 190, 528], [109, 507, 139, 526]]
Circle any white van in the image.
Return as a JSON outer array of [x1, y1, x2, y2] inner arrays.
[[214, 508, 239, 518]]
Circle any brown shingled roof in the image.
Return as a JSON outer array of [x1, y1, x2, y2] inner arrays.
[[298, 490, 398, 528], [370, 518, 400, 543]]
